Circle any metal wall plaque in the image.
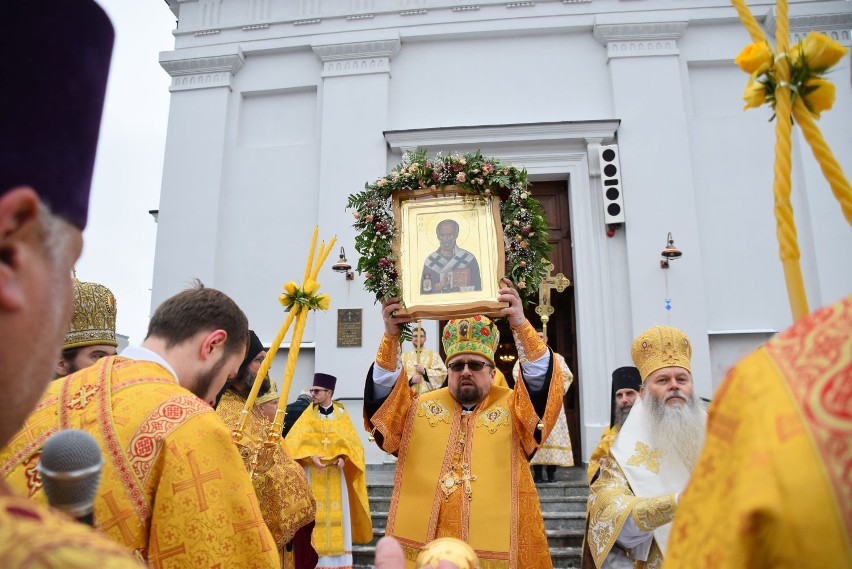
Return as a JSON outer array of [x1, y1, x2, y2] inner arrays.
[[337, 308, 362, 347]]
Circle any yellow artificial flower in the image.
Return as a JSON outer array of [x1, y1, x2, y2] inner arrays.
[[803, 77, 836, 118], [284, 281, 298, 295], [791, 32, 848, 70], [315, 294, 330, 310], [303, 279, 320, 295], [742, 79, 767, 110], [735, 41, 773, 75]]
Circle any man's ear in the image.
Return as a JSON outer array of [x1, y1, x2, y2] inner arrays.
[[639, 385, 646, 398], [199, 329, 228, 361], [0, 187, 41, 311], [56, 357, 69, 378]]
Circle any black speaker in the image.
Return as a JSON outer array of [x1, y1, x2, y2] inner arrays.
[[598, 144, 625, 224]]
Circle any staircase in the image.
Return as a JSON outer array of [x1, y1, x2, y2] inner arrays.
[[353, 464, 588, 568]]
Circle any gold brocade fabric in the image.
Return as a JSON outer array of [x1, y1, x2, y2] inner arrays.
[[587, 426, 617, 483], [584, 458, 674, 569], [0, 356, 280, 568], [216, 390, 316, 549], [0, 480, 142, 568], [513, 354, 574, 467], [402, 349, 447, 394], [665, 296, 852, 568], [307, 463, 346, 556], [366, 359, 564, 568], [286, 403, 373, 550], [377, 333, 401, 371]]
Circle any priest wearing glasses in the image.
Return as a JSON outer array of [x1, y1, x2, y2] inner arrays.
[[364, 279, 565, 568]]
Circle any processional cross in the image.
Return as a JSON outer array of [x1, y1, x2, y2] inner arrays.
[[535, 262, 571, 339]]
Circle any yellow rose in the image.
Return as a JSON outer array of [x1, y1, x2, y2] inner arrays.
[[791, 32, 848, 70], [735, 41, 773, 74], [315, 294, 330, 311], [283, 281, 298, 295], [742, 79, 767, 110], [803, 77, 836, 118], [303, 279, 320, 295]]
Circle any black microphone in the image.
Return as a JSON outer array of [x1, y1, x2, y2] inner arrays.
[[38, 429, 104, 526]]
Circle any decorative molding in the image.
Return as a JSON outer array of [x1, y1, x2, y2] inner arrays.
[[385, 121, 620, 152], [593, 22, 687, 59], [452, 5, 480, 12], [293, 18, 322, 26], [346, 14, 375, 21], [242, 24, 269, 31], [400, 9, 428, 16], [585, 137, 606, 177], [160, 51, 245, 92], [506, 2, 535, 8], [563, 0, 592, 3], [194, 29, 221, 36], [766, 11, 852, 45], [313, 39, 401, 78]]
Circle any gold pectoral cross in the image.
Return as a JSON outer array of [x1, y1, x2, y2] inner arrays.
[[440, 463, 476, 501]]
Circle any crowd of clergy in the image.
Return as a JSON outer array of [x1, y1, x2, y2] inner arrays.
[[1, 1, 848, 568]]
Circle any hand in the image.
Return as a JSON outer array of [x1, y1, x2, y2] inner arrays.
[[381, 297, 412, 336], [497, 278, 525, 327], [337, 457, 345, 469], [374, 536, 405, 569], [409, 374, 422, 385], [414, 364, 426, 374], [311, 456, 326, 469]]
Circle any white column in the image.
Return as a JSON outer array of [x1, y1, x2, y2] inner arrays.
[[593, 22, 713, 397], [310, 39, 400, 402], [151, 47, 244, 308]]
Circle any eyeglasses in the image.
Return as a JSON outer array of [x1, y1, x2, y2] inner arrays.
[[309, 388, 329, 394], [447, 361, 492, 373]]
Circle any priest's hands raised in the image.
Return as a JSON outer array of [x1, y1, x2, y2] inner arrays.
[[497, 278, 526, 328], [380, 297, 412, 337]]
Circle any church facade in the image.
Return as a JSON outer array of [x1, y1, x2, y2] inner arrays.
[[151, 0, 852, 464]]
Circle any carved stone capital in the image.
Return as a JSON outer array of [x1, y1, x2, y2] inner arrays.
[[765, 11, 852, 46], [593, 22, 687, 59], [160, 49, 245, 92], [312, 39, 401, 78]]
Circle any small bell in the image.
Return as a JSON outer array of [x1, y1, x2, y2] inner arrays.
[[536, 421, 544, 431]]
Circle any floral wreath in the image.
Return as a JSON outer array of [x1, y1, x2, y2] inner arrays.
[[347, 150, 551, 335]]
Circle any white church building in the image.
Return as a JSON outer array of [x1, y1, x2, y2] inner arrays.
[[151, 0, 852, 464]]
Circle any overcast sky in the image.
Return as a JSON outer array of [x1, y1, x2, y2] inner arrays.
[[77, 1, 175, 344]]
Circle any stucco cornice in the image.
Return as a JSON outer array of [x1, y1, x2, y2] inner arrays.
[[312, 39, 401, 78], [765, 12, 852, 45], [159, 48, 245, 92], [593, 22, 687, 59]]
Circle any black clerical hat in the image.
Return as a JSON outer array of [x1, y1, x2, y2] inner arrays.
[[0, 0, 115, 229]]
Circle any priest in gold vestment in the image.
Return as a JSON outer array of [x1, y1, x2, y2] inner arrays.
[[512, 341, 575, 482], [215, 330, 317, 569], [0, 287, 280, 568], [665, 295, 852, 568], [364, 281, 565, 568], [586, 367, 641, 483], [286, 373, 373, 568], [583, 326, 707, 569], [402, 327, 447, 394]]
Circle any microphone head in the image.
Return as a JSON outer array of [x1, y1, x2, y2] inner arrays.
[[38, 429, 103, 517]]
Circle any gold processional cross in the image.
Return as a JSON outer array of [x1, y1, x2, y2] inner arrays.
[[534, 262, 571, 339]]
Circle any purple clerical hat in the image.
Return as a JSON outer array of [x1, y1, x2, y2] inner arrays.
[[312, 373, 337, 391], [0, 0, 115, 230]]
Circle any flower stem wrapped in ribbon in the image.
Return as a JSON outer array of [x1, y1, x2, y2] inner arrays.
[[731, 0, 852, 321], [234, 227, 336, 444]]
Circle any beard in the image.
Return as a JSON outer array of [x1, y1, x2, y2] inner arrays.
[[645, 390, 708, 473], [190, 351, 228, 402], [613, 403, 632, 429], [451, 380, 486, 406]]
